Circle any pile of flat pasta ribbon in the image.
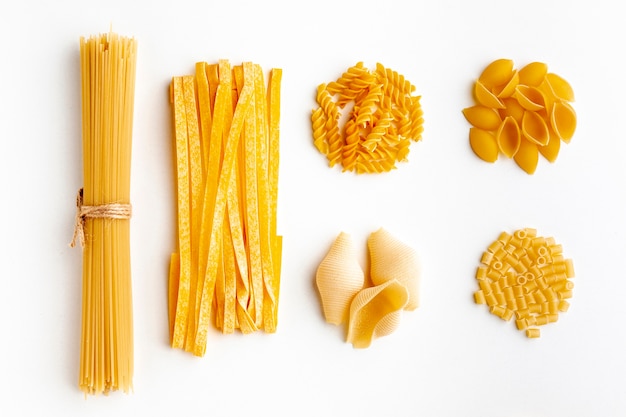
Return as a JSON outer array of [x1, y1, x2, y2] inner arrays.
[[169, 60, 282, 356], [311, 62, 424, 174], [316, 228, 420, 348], [463, 59, 576, 174], [473, 228, 574, 338]]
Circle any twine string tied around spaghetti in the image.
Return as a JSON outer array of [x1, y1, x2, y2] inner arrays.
[[70, 188, 132, 248]]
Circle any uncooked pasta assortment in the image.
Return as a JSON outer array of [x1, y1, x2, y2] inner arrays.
[[463, 59, 577, 174], [308, 59, 577, 344], [69, 27, 581, 395], [311, 62, 424, 173]]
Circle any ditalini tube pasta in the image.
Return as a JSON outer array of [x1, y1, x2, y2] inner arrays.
[[473, 228, 575, 338]]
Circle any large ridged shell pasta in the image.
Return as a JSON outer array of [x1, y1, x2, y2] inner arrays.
[[316, 232, 365, 325], [346, 279, 409, 349], [367, 228, 420, 310]]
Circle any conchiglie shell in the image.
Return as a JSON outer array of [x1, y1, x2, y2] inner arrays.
[[469, 127, 498, 163], [514, 85, 547, 112], [518, 62, 548, 86], [500, 97, 525, 124], [496, 116, 521, 158], [316, 232, 365, 325], [494, 70, 519, 98], [545, 72, 575, 102], [551, 101, 577, 143], [514, 138, 539, 175], [462, 105, 502, 131], [539, 129, 561, 162], [521, 110, 550, 147], [368, 228, 420, 310], [479, 58, 515, 89], [346, 279, 409, 349], [474, 80, 505, 109], [538, 79, 556, 107]]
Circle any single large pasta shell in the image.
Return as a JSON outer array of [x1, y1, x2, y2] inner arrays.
[[462, 105, 502, 131], [368, 310, 403, 338], [550, 101, 577, 143], [518, 62, 548, 87], [514, 138, 539, 175], [346, 279, 409, 349], [316, 232, 365, 325], [521, 110, 550, 147], [496, 116, 521, 158], [368, 228, 420, 310], [478, 58, 515, 89], [469, 127, 498, 163]]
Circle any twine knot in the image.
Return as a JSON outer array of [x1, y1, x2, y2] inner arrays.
[[70, 188, 132, 248]]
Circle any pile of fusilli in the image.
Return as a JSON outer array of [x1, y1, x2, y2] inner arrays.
[[311, 62, 423, 174]]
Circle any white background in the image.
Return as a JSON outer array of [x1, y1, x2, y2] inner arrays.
[[1, 0, 625, 416]]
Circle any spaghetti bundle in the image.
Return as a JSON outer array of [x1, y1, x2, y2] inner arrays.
[[73, 32, 137, 395], [168, 60, 282, 356]]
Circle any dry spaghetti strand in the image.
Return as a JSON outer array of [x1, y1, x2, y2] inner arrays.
[[77, 31, 137, 395]]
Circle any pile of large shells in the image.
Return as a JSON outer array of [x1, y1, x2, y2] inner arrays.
[[315, 228, 420, 348]]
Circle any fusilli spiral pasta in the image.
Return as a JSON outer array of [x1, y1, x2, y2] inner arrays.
[[311, 62, 424, 174]]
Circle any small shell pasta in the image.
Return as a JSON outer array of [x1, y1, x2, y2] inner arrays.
[[469, 128, 499, 163], [312, 62, 423, 173], [463, 59, 576, 174]]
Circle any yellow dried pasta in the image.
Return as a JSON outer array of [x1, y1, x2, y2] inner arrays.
[[346, 279, 408, 349], [473, 228, 575, 338], [168, 60, 282, 356], [311, 62, 424, 173], [463, 59, 576, 174], [315, 228, 420, 348], [316, 232, 365, 325], [77, 31, 137, 396]]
